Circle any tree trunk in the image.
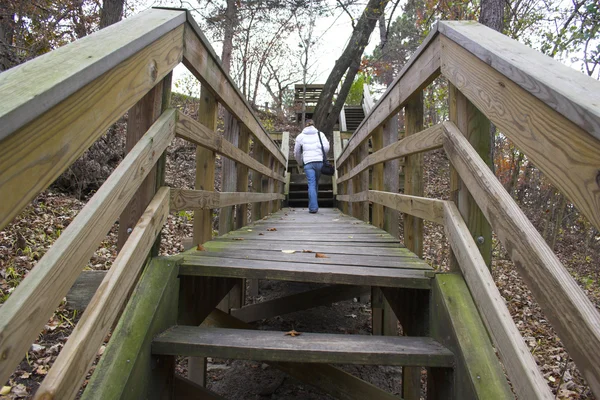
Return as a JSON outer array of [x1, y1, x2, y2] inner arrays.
[[0, 3, 15, 71], [479, 0, 504, 33], [100, 0, 124, 29], [222, 0, 238, 74], [312, 0, 389, 134]]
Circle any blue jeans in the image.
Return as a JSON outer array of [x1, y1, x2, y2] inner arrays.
[[304, 162, 322, 212]]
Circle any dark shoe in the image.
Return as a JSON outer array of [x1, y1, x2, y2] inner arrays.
[[309, 210, 318, 214]]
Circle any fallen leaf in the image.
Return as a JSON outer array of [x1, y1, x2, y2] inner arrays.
[[348, 236, 354, 238], [247, 229, 253, 232], [315, 253, 329, 258], [281, 250, 296, 254], [197, 244, 206, 251], [232, 238, 245, 241], [12, 384, 27, 397], [302, 250, 313, 253], [267, 228, 277, 231], [285, 330, 301, 337], [1, 386, 11, 396], [345, 314, 357, 318], [259, 233, 264, 236], [20, 372, 30, 379], [36, 366, 48, 376]]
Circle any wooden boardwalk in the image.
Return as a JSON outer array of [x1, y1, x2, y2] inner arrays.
[[181, 208, 433, 289]]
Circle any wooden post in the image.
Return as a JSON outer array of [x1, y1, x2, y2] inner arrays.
[[249, 140, 264, 298], [403, 92, 424, 400], [370, 126, 398, 336], [235, 127, 250, 230], [382, 115, 399, 238], [117, 75, 170, 250], [359, 141, 369, 222], [219, 113, 239, 236], [188, 85, 218, 387], [448, 83, 493, 269], [404, 92, 424, 259], [350, 153, 359, 218], [333, 131, 342, 198]]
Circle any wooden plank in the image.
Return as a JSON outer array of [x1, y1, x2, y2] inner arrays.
[[371, 127, 384, 229], [429, 274, 515, 399], [177, 112, 284, 182], [202, 240, 413, 257], [441, 36, 600, 231], [171, 189, 283, 211], [0, 109, 176, 385], [231, 285, 369, 323], [251, 142, 264, 222], [369, 191, 445, 225], [0, 8, 185, 142], [153, 326, 453, 366], [235, 127, 251, 229], [193, 86, 218, 247], [359, 141, 369, 221], [0, 26, 184, 232], [438, 20, 600, 141], [182, 23, 285, 167], [219, 113, 239, 235], [117, 77, 167, 249], [190, 250, 426, 269], [443, 202, 552, 399], [221, 231, 399, 242], [202, 310, 402, 400], [449, 83, 493, 268], [81, 257, 180, 400], [443, 120, 600, 396], [37, 188, 170, 400], [337, 123, 443, 184], [404, 92, 424, 262], [180, 256, 432, 289], [66, 270, 107, 311], [337, 34, 441, 168], [174, 375, 226, 399], [382, 115, 400, 238]]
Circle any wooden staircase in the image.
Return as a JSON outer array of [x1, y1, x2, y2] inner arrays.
[[344, 105, 366, 132], [286, 159, 335, 209]]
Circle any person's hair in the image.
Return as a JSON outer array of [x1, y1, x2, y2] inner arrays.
[[305, 119, 314, 126]]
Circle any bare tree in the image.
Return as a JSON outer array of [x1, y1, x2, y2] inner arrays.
[[100, 0, 125, 29]]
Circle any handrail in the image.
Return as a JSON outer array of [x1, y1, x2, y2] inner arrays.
[[336, 19, 600, 399]]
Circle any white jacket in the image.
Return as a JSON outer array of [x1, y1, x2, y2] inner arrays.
[[294, 126, 330, 166]]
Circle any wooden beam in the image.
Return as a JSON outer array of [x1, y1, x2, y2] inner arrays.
[[80, 257, 180, 400], [202, 310, 402, 400], [66, 271, 107, 311], [231, 285, 369, 322], [443, 202, 552, 399], [429, 274, 514, 399], [0, 109, 176, 385], [363, 191, 445, 224], [448, 83, 493, 268], [251, 142, 264, 222], [172, 191, 284, 212], [193, 86, 218, 247], [37, 188, 170, 400], [441, 35, 600, 231], [337, 123, 443, 184], [0, 26, 184, 232], [117, 76, 168, 249], [404, 92, 425, 260], [0, 8, 185, 142], [235, 127, 251, 229], [382, 115, 400, 238], [438, 20, 600, 141], [180, 256, 432, 289], [176, 112, 284, 182], [371, 127, 384, 229], [153, 326, 454, 367], [219, 113, 239, 236], [174, 375, 226, 399], [338, 33, 441, 167], [443, 120, 600, 397], [182, 23, 285, 167]]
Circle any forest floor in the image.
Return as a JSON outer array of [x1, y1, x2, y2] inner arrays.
[[1, 113, 600, 398]]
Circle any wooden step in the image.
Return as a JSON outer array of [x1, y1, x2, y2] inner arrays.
[[180, 255, 432, 288], [152, 327, 454, 367]]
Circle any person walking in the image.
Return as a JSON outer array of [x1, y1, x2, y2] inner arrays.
[[293, 119, 330, 214]]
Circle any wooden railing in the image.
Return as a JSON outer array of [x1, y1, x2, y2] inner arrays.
[[0, 8, 285, 399], [336, 21, 600, 400]]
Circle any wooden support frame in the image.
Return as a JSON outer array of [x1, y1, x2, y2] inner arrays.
[[0, 110, 176, 385], [448, 83, 492, 268], [38, 188, 170, 399], [382, 115, 400, 238], [443, 202, 552, 399], [0, 25, 184, 232], [444, 120, 600, 396], [251, 141, 265, 222], [428, 274, 514, 399], [202, 310, 402, 400], [337, 123, 443, 184], [235, 127, 251, 229], [81, 257, 180, 400], [177, 112, 284, 182], [219, 113, 239, 235]]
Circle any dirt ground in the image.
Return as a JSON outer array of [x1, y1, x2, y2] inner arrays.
[[178, 278, 406, 399]]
